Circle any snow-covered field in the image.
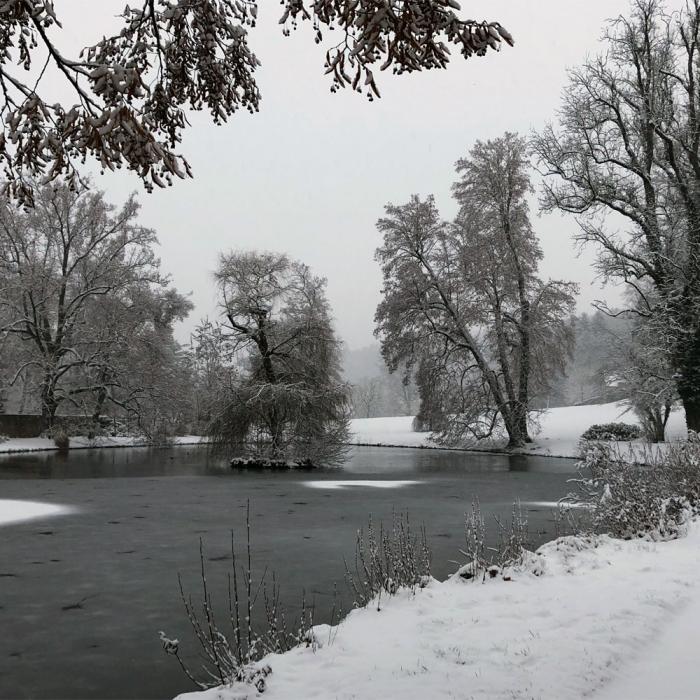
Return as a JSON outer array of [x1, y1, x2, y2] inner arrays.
[[176, 521, 700, 700], [350, 402, 689, 459]]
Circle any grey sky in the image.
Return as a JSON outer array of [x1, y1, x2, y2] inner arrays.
[[59, 0, 656, 349]]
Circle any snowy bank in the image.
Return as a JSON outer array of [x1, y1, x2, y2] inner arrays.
[[0, 434, 208, 454], [350, 402, 688, 459], [175, 521, 700, 700]]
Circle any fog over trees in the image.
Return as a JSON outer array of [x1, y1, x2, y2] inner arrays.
[[0, 0, 696, 453]]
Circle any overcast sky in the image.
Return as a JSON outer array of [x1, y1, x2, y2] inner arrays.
[[57, 0, 669, 349]]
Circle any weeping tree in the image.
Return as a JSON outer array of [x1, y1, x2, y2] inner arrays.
[[375, 134, 577, 448], [0, 1, 513, 205], [205, 251, 350, 465]]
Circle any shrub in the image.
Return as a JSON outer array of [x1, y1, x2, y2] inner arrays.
[[581, 422, 642, 442], [457, 499, 530, 582], [0, 434, 8, 444], [344, 512, 432, 607], [569, 436, 700, 541], [52, 430, 70, 450]]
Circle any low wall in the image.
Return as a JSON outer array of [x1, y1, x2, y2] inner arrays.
[[0, 414, 45, 438], [0, 414, 101, 438]]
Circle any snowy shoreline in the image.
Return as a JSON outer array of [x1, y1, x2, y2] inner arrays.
[[0, 435, 208, 455], [0, 401, 688, 460], [175, 521, 700, 700]]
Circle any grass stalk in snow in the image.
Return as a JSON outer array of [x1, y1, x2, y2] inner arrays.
[[160, 501, 319, 693], [344, 511, 432, 608], [458, 499, 530, 581]]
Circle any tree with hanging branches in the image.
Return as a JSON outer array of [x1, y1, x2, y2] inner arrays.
[[203, 250, 350, 466], [0, 1, 513, 205]]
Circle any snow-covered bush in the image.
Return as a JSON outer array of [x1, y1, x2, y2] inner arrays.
[[0, 434, 8, 444], [345, 512, 431, 607], [581, 422, 642, 442], [457, 499, 530, 581], [571, 437, 700, 540]]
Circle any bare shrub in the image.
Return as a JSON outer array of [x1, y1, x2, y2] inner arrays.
[[344, 512, 431, 608], [160, 503, 327, 693], [458, 499, 530, 581]]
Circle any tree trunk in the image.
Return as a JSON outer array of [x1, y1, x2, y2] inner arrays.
[[676, 328, 700, 433], [503, 405, 529, 449], [41, 373, 58, 432], [643, 407, 666, 443], [680, 390, 700, 434]]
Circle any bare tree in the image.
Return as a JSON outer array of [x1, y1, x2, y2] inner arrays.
[[533, 0, 700, 431], [0, 2, 512, 204], [352, 377, 381, 418], [375, 134, 577, 448], [0, 182, 189, 429], [205, 250, 350, 465]]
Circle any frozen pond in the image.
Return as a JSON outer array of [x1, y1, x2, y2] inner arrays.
[[0, 445, 577, 699]]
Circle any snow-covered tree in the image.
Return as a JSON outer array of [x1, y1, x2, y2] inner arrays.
[[0, 182, 191, 429], [205, 250, 350, 465], [375, 134, 577, 448], [0, 1, 512, 205], [533, 0, 700, 432]]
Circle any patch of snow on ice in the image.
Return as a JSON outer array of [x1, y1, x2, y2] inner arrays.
[[0, 499, 76, 526], [304, 480, 422, 490], [524, 501, 591, 510]]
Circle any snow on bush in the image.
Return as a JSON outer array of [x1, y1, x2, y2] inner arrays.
[[569, 436, 700, 540], [581, 422, 642, 442], [455, 499, 532, 582], [345, 512, 432, 606]]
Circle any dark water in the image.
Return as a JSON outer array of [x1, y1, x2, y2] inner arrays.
[[0, 445, 576, 700]]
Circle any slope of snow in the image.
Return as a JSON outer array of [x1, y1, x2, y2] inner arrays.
[[350, 402, 688, 459], [350, 416, 427, 448], [175, 522, 700, 700]]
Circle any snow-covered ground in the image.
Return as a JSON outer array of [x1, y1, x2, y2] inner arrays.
[[176, 521, 700, 700], [350, 402, 689, 459], [0, 434, 208, 454]]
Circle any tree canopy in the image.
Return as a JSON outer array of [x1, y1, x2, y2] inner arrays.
[[0, 1, 513, 205]]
